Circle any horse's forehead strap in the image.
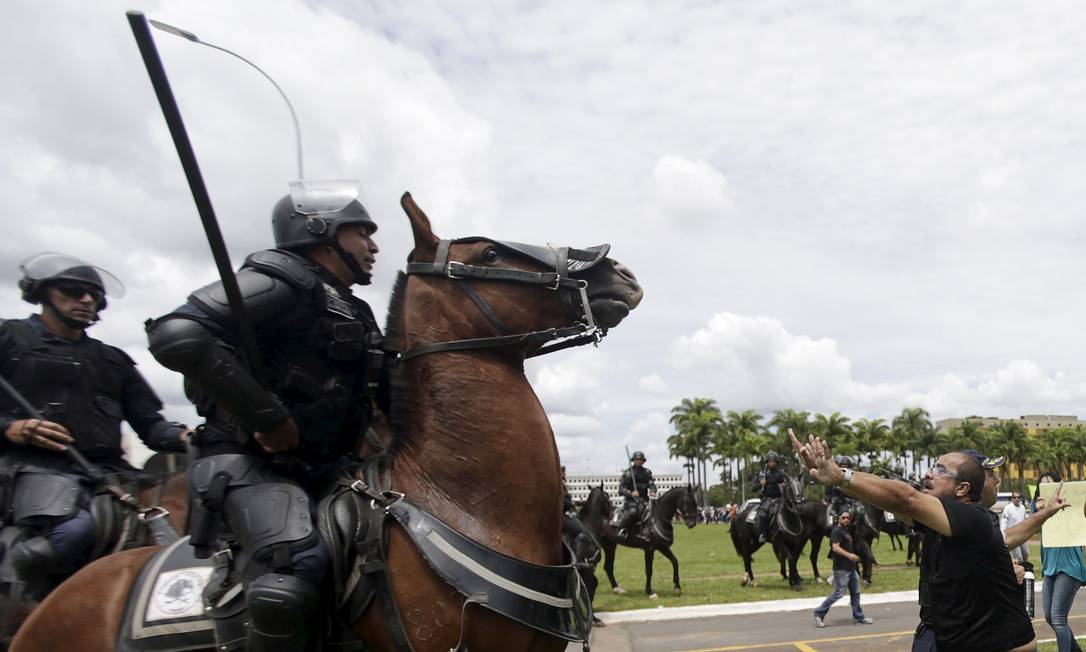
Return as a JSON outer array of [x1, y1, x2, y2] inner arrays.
[[451, 237, 610, 274]]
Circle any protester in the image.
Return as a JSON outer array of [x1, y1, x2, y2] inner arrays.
[[813, 510, 873, 627], [1002, 490, 1029, 562], [790, 429, 1037, 652], [1035, 472, 1086, 652]]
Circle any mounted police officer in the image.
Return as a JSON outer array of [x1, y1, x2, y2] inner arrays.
[[751, 451, 790, 543], [826, 456, 854, 525], [613, 451, 655, 540], [147, 181, 384, 652], [0, 253, 189, 599]]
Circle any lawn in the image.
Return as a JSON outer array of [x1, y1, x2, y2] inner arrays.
[[591, 522, 924, 612]]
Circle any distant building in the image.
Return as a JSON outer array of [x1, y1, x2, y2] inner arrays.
[[935, 414, 1086, 484], [566, 473, 686, 510], [936, 415, 1084, 434]]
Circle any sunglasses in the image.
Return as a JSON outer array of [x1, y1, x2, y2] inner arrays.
[[54, 283, 105, 304]]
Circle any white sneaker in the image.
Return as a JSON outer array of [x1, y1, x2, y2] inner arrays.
[[813, 615, 825, 628], [855, 617, 873, 625]]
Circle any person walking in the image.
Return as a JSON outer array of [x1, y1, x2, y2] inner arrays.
[[1002, 490, 1029, 562], [813, 510, 873, 627]]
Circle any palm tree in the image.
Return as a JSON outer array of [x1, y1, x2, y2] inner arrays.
[[892, 407, 934, 477], [987, 421, 1028, 491], [853, 418, 890, 468], [717, 410, 765, 501], [670, 398, 724, 504], [768, 409, 811, 467]]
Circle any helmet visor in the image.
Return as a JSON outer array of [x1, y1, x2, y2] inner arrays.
[[19, 252, 125, 298], [288, 179, 364, 215]]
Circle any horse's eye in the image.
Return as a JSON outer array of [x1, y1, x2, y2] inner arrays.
[[483, 248, 500, 263]]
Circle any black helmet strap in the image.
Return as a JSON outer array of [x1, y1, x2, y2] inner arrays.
[[330, 238, 371, 286], [41, 294, 96, 330]]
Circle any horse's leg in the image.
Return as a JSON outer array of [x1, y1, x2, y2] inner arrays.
[[658, 546, 681, 595], [775, 541, 787, 581], [890, 533, 901, 551], [643, 548, 658, 599], [11, 547, 162, 652], [810, 534, 825, 584], [857, 538, 875, 585], [787, 545, 803, 590], [602, 538, 625, 595]]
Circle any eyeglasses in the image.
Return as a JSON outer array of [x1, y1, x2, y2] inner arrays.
[[929, 464, 957, 479], [54, 283, 105, 304], [1011, 495, 1021, 499]]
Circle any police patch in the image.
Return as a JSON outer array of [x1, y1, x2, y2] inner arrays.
[[323, 283, 355, 318], [146, 567, 213, 622]]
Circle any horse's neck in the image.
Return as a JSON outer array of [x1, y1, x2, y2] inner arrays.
[[393, 353, 562, 564]]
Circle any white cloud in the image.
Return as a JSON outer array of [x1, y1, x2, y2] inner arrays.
[[638, 374, 670, 395], [651, 155, 735, 226]]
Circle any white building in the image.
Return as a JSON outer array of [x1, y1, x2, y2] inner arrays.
[[566, 473, 686, 510]]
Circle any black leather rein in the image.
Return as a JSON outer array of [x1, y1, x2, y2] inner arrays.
[[397, 239, 603, 361]]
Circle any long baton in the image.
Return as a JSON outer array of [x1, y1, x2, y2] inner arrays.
[[125, 11, 264, 383]]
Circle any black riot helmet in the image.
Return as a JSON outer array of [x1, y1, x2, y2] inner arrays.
[[765, 451, 780, 462], [630, 451, 647, 462], [18, 253, 124, 313], [838, 456, 853, 468], [272, 180, 377, 285]]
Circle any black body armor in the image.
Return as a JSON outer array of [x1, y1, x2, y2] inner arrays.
[[148, 249, 385, 464], [0, 319, 170, 462]]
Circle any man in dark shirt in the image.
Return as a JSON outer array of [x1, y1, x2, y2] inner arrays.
[[0, 253, 189, 599], [813, 510, 872, 627], [791, 430, 1037, 652]]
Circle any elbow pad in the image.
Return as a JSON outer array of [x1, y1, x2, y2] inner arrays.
[[147, 317, 290, 434]]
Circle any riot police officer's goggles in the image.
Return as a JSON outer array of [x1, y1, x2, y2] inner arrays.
[[53, 282, 105, 304]]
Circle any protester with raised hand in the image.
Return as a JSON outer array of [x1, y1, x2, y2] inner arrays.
[[1032, 472, 1086, 652], [789, 428, 1037, 652]]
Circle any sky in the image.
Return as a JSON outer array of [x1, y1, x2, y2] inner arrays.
[[4, 1, 1086, 474]]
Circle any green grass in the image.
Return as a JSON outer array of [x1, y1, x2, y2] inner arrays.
[[592, 522, 924, 612]]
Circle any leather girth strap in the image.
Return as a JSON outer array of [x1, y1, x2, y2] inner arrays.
[[349, 500, 413, 651]]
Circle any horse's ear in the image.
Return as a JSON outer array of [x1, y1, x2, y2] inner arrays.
[[400, 192, 440, 262]]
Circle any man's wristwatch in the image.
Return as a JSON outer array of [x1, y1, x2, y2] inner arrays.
[[838, 468, 854, 488]]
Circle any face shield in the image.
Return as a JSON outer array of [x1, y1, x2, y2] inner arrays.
[[19, 252, 125, 298], [288, 179, 366, 216]]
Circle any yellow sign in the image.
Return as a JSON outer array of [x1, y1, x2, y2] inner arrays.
[[1040, 481, 1086, 548]]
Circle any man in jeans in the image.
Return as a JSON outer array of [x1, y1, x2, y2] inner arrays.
[[814, 510, 874, 627]]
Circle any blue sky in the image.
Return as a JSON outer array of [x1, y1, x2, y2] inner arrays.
[[4, 1, 1086, 473]]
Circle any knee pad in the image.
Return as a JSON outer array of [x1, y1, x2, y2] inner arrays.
[[10, 536, 62, 582], [247, 573, 321, 635]]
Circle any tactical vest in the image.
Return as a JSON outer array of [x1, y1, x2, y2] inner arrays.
[[0, 320, 130, 461], [190, 250, 385, 462]]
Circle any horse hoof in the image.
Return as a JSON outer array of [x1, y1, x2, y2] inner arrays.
[[741, 574, 750, 587], [612, 587, 627, 595], [815, 577, 825, 584], [751, 581, 760, 588], [648, 593, 659, 600], [673, 587, 682, 596], [791, 584, 803, 592]]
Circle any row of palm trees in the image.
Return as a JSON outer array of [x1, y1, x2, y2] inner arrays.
[[667, 399, 1086, 503]]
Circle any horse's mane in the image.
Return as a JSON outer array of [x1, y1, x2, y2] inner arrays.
[[382, 271, 411, 454]]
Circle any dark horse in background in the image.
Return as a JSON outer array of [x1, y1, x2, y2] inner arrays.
[[584, 485, 699, 599], [868, 505, 921, 566], [12, 193, 643, 652], [730, 476, 876, 588]]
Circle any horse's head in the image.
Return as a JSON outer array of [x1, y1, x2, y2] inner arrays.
[[677, 485, 699, 529], [396, 193, 643, 359], [783, 474, 805, 504], [584, 484, 613, 520]]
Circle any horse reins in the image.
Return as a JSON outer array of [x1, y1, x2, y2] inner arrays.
[[398, 239, 603, 361]]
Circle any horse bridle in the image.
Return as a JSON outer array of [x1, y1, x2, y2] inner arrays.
[[397, 238, 607, 361]]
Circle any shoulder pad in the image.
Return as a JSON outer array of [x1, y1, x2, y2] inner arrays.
[[189, 269, 302, 327], [244, 249, 319, 290]]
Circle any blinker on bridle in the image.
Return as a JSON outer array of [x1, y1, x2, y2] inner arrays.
[[397, 238, 607, 361]]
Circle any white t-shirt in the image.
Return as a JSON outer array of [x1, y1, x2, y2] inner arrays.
[[1000, 501, 1027, 531]]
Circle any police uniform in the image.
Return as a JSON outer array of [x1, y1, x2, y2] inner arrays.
[[752, 458, 789, 541], [147, 182, 383, 652], [0, 255, 186, 598], [616, 459, 655, 532]]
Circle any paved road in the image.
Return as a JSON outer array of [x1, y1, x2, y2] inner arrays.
[[571, 592, 1086, 652]]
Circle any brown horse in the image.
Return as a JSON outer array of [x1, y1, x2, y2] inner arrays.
[[0, 466, 188, 648], [11, 193, 642, 652]]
